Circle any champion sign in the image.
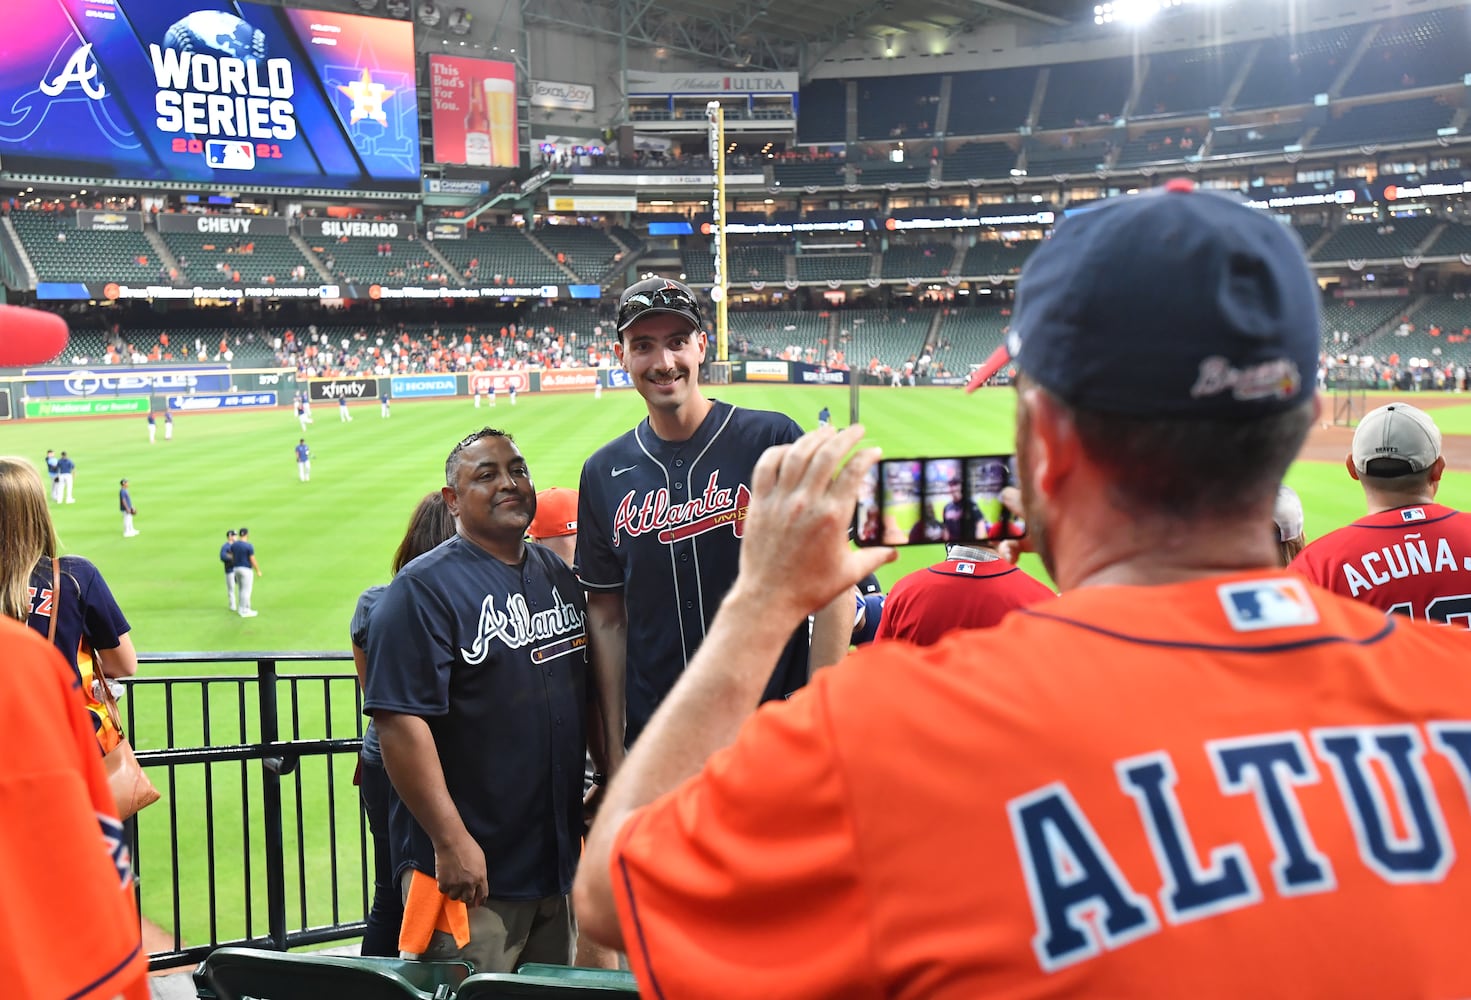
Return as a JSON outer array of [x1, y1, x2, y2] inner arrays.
[[24, 365, 230, 398]]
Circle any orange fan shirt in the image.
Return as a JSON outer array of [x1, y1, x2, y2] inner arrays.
[[0, 618, 147, 1000], [612, 571, 1471, 998]]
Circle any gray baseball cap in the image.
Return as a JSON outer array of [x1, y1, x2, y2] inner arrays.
[[1352, 402, 1442, 476]]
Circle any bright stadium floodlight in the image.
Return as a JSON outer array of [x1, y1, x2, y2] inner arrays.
[[1096, 0, 1187, 26]]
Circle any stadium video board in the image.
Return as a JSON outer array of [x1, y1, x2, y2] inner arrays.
[[429, 55, 518, 168], [1, 2, 420, 191]]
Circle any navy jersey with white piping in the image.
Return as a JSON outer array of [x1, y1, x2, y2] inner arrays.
[[576, 399, 808, 743]]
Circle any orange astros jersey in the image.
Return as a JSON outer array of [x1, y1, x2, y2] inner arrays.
[[0, 618, 147, 1000], [611, 571, 1471, 998], [1291, 502, 1471, 626]]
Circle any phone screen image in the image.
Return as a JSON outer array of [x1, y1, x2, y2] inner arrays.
[[881, 460, 924, 545], [968, 456, 1024, 540], [924, 458, 970, 544]]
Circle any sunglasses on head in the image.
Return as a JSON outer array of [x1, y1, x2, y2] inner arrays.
[[618, 285, 702, 329]]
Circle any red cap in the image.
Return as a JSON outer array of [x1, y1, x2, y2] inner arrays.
[[964, 341, 1015, 393], [0, 305, 68, 366], [529, 487, 579, 538], [1163, 177, 1196, 193]]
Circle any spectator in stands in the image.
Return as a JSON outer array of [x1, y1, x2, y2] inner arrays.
[[1291, 401, 1471, 620], [365, 429, 587, 973], [0, 616, 148, 1000], [349, 491, 457, 957]]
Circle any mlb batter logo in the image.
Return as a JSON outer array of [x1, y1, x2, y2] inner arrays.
[[1218, 578, 1319, 632], [206, 140, 256, 170], [1402, 507, 1427, 523], [954, 562, 976, 575]]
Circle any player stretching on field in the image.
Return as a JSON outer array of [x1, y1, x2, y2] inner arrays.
[[576, 188, 1471, 996], [575, 276, 850, 785], [1292, 401, 1471, 625]]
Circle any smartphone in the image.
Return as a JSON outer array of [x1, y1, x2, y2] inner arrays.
[[854, 454, 1025, 546]]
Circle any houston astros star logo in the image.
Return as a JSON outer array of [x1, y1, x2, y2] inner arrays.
[[338, 68, 394, 126]]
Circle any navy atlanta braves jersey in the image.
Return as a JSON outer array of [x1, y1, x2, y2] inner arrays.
[[576, 399, 808, 743], [363, 537, 588, 900]]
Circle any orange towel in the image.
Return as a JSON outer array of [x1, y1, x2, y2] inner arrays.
[[398, 869, 471, 954]]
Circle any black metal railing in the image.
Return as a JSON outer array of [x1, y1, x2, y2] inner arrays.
[[126, 652, 367, 971]]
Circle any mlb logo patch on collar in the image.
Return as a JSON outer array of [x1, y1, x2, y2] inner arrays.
[[954, 562, 976, 574], [1218, 578, 1319, 632], [1401, 507, 1427, 523]]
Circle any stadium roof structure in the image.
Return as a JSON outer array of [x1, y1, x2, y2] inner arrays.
[[523, 0, 1084, 72]]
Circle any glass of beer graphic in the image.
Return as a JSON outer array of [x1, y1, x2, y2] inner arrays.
[[483, 77, 516, 167]]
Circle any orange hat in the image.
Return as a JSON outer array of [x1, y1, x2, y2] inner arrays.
[[529, 487, 578, 538]]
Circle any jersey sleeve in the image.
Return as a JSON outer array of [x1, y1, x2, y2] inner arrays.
[[874, 575, 914, 642], [772, 413, 804, 447], [610, 685, 882, 1000], [362, 574, 456, 718], [72, 560, 129, 651], [575, 455, 625, 591], [1289, 543, 1339, 592], [349, 586, 384, 650]]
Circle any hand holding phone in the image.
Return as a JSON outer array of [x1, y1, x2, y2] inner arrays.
[[854, 454, 1026, 547]]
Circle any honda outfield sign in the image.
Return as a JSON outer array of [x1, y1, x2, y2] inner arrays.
[[22, 364, 230, 398], [390, 374, 457, 398], [307, 377, 378, 401]]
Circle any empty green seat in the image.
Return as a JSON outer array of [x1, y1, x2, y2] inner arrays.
[[193, 946, 471, 1000], [516, 963, 638, 989]]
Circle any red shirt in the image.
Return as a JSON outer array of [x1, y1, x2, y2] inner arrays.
[[611, 572, 1471, 998], [1291, 503, 1471, 626], [876, 557, 1054, 645]]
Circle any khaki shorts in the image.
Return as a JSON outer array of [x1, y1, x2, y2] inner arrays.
[[399, 871, 575, 973]]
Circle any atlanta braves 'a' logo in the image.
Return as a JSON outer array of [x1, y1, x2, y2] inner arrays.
[[613, 471, 751, 545]]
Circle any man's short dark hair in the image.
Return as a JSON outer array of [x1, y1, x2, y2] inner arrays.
[[1053, 389, 1315, 522], [1362, 465, 1435, 497], [445, 427, 513, 487]]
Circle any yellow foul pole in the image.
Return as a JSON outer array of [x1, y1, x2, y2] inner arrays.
[[706, 100, 729, 362]]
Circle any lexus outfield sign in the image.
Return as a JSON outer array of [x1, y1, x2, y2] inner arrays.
[[530, 80, 595, 111], [22, 364, 230, 398]]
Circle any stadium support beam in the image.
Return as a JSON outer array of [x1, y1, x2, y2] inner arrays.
[[963, 0, 1068, 26], [522, 0, 792, 71]]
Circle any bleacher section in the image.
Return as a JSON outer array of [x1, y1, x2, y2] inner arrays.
[[940, 142, 1017, 181], [1209, 119, 1306, 156], [680, 242, 714, 284], [839, 309, 929, 369], [1234, 27, 1360, 109], [533, 226, 622, 282], [1292, 222, 1326, 250], [850, 159, 931, 185], [1026, 139, 1114, 176], [1311, 97, 1457, 149], [13, 211, 162, 283], [948, 67, 1038, 136], [1427, 223, 1471, 258], [1360, 296, 1471, 367], [961, 239, 1040, 276], [1037, 57, 1132, 129], [729, 310, 831, 360], [1341, 10, 1471, 97], [1135, 44, 1251, 117], [435, 228, 565, 284], [935, 305, 1011, 372], [882, 243, 955, 279], [163, 232, 316, 285], [855, 74, 941, 140], [310, 236, 449, 287], [730, 243, 788, 284], [1116, 125, 1206, 167], [797, 78, 846, 143], [1320, 296, 1407, 347], [1312, 217, 1440, 262], [772, 161, 848, 188], [795, 253, 872, 282]]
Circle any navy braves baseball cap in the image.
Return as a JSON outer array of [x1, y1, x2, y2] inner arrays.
[[617, 276, 704, 335], [967, 181, 1319, 418]]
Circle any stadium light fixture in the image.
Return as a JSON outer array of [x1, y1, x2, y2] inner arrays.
[[1095, 0, 1185, 25]]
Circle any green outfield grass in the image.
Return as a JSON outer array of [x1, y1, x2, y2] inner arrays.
[[7, 382, 1468, 949]]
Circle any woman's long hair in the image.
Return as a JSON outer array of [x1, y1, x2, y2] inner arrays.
[[0, 458, 58, 621], [391, 492, 457, 575]]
